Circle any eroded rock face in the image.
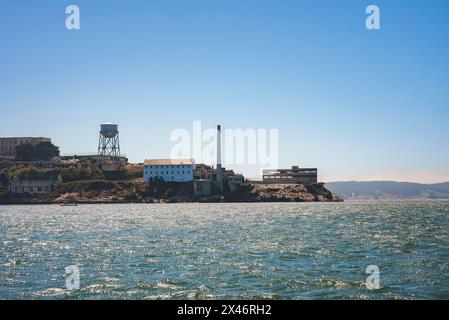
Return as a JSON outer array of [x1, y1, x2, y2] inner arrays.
[[250, 183, 343, 202], [0, 181, 342, 204]]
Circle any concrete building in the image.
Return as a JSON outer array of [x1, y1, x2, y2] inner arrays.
[[9, 172, 62, 194], [144, 159, 196, 183], [100, 159, 122, 172], [193, 179, 212, 196], [195, 166, 244, 187], [228, 174, 244, 185], [193, 125, 244, 193], [0, 137, 51, 159], [262, 166, 318, 184]]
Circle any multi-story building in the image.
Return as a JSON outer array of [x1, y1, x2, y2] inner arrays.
[[144, 159, 196, 183], [9, 171, 62, 194], [262, 166, 318, 184], [0, 137, 51, 159], [195, 166, 244, 185]]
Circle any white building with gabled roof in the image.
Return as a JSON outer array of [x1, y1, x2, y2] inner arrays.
[[143, 159, 196, 183]]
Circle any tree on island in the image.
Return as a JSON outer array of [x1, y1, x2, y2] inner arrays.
[[15, 144, 35, 161], [34, 142, 60, 161], [15, 142, 60, 162]]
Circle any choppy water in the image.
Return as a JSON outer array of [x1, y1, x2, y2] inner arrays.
[[1, 201, 448, 300]]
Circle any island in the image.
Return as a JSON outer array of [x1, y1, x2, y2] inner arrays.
[[0, 160, 342, 205]]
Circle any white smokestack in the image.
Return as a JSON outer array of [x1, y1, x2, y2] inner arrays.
[[217, 125, 222, 168], [216, 125, 223, 192]]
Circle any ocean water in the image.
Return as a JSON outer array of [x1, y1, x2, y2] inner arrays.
[[0, 201, 448, 300]]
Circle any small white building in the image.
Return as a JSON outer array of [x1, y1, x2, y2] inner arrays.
[[144, 159, 196, 183]]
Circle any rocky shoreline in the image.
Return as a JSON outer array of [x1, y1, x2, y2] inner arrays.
[[0, 181, 342, 205]]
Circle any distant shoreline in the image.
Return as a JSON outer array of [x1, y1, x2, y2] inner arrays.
[[326, 181, 449, 200]]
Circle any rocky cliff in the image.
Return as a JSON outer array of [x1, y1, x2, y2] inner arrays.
[[0, 180, 342, 204], [248, 183, 343, 202]]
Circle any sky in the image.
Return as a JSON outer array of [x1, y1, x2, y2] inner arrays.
[[1, 0, 449, 183]]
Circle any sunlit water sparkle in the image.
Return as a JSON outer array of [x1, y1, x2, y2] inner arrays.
[[1, 201, 448, 300]]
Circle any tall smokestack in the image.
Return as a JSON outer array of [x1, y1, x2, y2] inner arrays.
[[216, 125, 223, 192], [217, 125, 222, 169]]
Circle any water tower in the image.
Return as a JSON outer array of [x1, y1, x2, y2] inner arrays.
[[97, 122, 121, 158]]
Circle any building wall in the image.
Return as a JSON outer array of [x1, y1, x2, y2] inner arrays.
[[193, 180, 212, 196], [228, 175, 244, 184], [262, 167, 318, 184], [9, 180, 59, 194], [0, 137, 51, 158], [144, 164, 196, 182], [101, 159, 122, 171], [262, 176, 317, 184]]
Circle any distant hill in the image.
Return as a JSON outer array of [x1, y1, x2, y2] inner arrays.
[[325, 181, 449, 200]]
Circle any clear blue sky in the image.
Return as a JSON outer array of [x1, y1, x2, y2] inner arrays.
[[1, 0, 449, 182]]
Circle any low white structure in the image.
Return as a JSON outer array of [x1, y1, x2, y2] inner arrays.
[[9, 172, 62, 194], [144, 159, 196, 183]]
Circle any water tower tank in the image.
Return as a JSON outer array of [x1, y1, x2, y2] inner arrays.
[[98, 122, 121, 158], [100, 123, 119, 138]]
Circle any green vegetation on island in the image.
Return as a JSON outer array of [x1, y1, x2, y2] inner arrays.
[[15, 141, 60, 162], [0, 159, 341, 204]]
